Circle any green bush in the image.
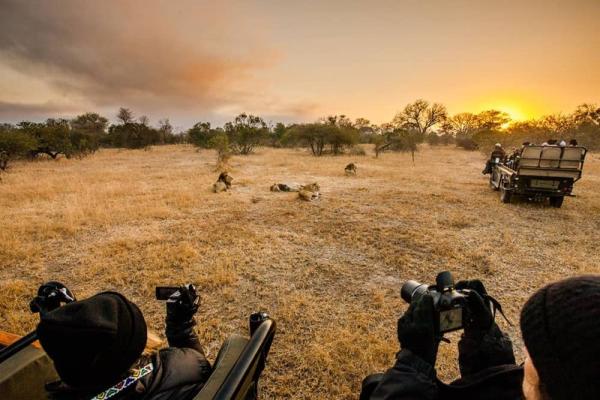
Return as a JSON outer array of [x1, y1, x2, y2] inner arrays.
[[224, 113, 267, 155], [0, 129, 37, 170]]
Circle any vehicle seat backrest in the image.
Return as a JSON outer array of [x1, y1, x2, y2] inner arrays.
[[520, 147, 542, 167], [194, 334, 249, 400], [0, 346, 58, 400], [540, 147, 561, 168], [561, 147, 584, 169]]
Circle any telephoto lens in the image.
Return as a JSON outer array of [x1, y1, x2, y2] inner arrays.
[[400, 280, 429, 303]]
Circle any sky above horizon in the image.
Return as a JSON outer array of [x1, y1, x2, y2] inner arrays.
[[0, 0, 598, 129]]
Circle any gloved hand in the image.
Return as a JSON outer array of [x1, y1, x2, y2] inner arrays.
[[30, 281, 76, 315], [455, 280, 494, 337], [166, 284, 200, 325], [397, 293, 439, 366]]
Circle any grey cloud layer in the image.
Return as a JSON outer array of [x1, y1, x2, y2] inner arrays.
[[0, 0, 314, 122]]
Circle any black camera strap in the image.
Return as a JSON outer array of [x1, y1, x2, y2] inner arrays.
[[484, 294, 513, 326]]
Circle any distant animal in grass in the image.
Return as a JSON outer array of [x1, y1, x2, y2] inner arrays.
[[300, 182, 320, 192], [213, 171, 233, 193], [218, 171, 233, 188], [270, 183, 301, 192], [213, 181, 227, 193], [298, 182, 320, 201], [345, 163, 357, 176], [299, 189, 320, 201]]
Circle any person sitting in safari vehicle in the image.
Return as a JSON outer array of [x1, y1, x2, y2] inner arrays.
[[360, 275, 600, 400], [35, 284, 212, 400], [482, 143, 506, 174]]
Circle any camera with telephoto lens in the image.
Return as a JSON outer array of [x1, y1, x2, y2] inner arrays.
[[401, 271, 469, 335]]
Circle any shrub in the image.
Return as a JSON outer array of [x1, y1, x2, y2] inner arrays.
[[349, 146, 367, 156], [208, 132, 231, 170], [455, 137, 479, 151], [224, 113, 267, 155], [0, 129, 37, 170], [188, 122, 216, 149]]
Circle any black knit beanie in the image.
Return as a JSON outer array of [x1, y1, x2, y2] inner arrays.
[[520, 275, 600, 400], [37, 292, 147, 390]]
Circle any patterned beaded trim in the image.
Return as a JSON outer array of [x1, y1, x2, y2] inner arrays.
[[90, 363, 153, 400]]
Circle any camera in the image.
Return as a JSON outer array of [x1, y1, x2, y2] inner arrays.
[[401, 271, 468, 334], [155, 286, 180, 300], [155, 284, 197, 301]]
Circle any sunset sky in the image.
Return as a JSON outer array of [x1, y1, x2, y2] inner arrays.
[[0, 0, 598, 128]]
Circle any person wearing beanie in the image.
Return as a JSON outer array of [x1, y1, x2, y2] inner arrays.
[[36, 285, 212, 400], [520, 275, 600, 400]]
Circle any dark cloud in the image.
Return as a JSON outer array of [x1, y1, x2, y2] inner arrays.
[[0, 0, 306, 122], [0, 101, 82, 121]]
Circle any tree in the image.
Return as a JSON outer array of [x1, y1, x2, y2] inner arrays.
[[107, 122, 160, 149], [392, 99, 447, 136], [224, 113, 267, 155], [18, 119, 73, 159], [208, 132, 231, 170], [70, 112, 108, 154], [327, 125, 359, 154], [270, 122, 287, 147], [573, 103, 600, 126], [117, 108, 134, 125], [373, 129, 420, 162], [158, 118, 173, 144], [0, 129, 37, 171], [285, 123, 337, 156], [138, 115, 150, 126], [71, 113, 108, 135], [449, 112, 480, 137], [188, 122, 215, 148], [476, 110, 510, 131]]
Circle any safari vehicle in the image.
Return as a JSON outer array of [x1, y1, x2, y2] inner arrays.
[[0, 313, 276, 400], [489, 145, 587, 207]]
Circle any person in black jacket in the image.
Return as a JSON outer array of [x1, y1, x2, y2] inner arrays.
[[360, 280, 523, 400], [36, 284, 212, 400], [520, 275, 600, 400], [482, 143, 507, 174]]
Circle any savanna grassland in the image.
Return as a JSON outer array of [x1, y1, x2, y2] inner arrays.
[[1, 145, 599, 399]]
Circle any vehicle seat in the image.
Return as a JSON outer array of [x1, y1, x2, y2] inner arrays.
[[194, 334, 249, 400], [561, 147, 584, 169], [520, 147, 542, 167], [0, 345, 58, 400], [540, 147, 561, 168]]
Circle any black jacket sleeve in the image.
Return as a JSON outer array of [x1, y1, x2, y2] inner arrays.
[[363, 350, 439, 400], [458, 323, 516, 378], [166, 316, 206, 356]]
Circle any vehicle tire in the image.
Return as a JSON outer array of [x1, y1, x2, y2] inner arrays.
[[500, 186, 511, 203], [549, 196, 564, 208]]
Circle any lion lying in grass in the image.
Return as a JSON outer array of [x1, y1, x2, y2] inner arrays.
[[270, 182, 320, 201]]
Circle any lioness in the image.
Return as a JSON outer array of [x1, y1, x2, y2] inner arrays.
[[345, 163, 357, 176]]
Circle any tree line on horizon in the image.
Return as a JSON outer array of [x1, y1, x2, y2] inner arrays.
[[1, 101, 599, 173]]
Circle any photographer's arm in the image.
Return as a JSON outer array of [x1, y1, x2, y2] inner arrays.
[[362, 295, 440, 400], [165, 285, 205, 355], [366, 350, 438, 400], [458, 323, 515, 377], [455, 280, 516, 377]]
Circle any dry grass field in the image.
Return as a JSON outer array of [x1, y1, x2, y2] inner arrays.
[[1, 145, 599, 399]]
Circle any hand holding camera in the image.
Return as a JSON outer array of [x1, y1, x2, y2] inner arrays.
[[397, 294, 439, 365], [455, 279, 494, 337], [397, 272, 507, 366], [156, 284, 200, 324], [30, 281, 76, 315]]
